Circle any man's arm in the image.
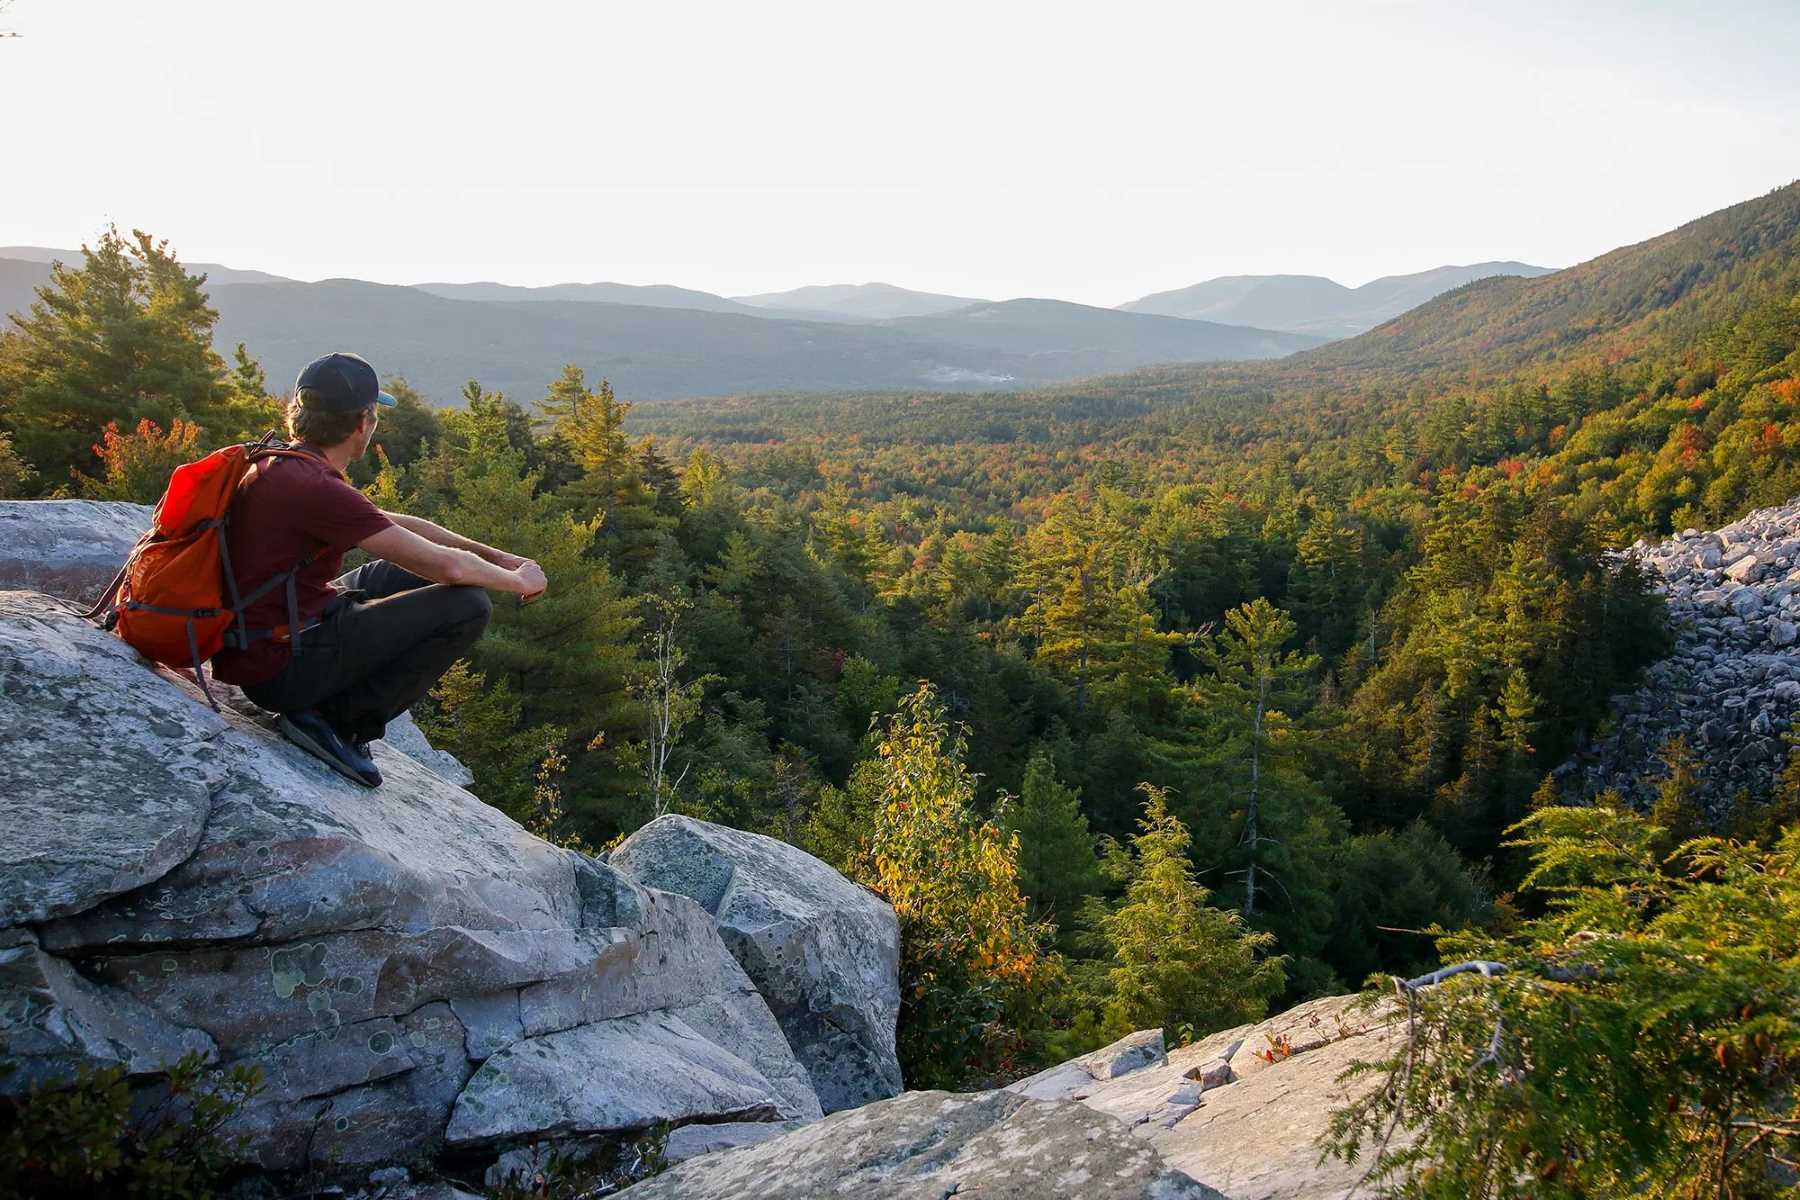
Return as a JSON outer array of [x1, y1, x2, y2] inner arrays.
[[360, 524, 545, 596], [380, 510, 526, 570]]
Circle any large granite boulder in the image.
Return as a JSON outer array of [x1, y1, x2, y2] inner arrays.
[[615, 1088, 1225, 1199], [0, 588, 821, 1180], [0, 499, 148, 604], [0, 498, 473, 786], [610, 814, 902, 1112]]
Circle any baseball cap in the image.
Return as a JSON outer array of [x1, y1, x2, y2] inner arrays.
[[294, 352, 397, 412]]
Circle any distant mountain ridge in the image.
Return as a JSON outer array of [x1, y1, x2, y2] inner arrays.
[[0, 245, 293, 288], [735, 282, 987, 321], [1120, 262, 1555, 338], [188, 280, 1321, 403]]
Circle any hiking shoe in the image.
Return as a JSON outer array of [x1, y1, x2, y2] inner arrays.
[[278, 710, 382, 788]]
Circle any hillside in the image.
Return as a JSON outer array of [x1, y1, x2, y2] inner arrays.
[[1300, 181, 1800, 373], [735, 281, 985, 320], [1119, 261, 1553, 337]]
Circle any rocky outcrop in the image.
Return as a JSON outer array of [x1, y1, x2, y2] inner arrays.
[[616, 1088, 1226, 1199], [0, 498, 150, 604], [1007, 995, 1398, 1200], [0, 498, 474, 786], [0, 588, 825, 1181], [1566, 500, 1800, 815], [620, 995, 1396, 1199], [609, 814, 902, 1112]]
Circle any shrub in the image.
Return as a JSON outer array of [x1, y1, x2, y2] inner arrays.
[[1328, 803, 1800, 1197], [846, 683, 1056, 1087], [77, 417, 203, 504], [0, 1052, 263, 1200]]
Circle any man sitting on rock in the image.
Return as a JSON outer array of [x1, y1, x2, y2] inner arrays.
[[211, 352, 546, 788]]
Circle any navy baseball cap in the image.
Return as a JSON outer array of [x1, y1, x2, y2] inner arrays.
[[295, 352, 397, 412]]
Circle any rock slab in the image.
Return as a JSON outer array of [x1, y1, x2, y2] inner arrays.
[[615, 1088, 1224, 1199]]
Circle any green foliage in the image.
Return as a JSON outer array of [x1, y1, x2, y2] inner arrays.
[[540, 364, 670, 577], [0, 228, 239, 486], [1004, 751, 1103, 932], [1174, 599, 1344, 987], [1648, 734, 1707, 849], [0, 1052, 263, 1200], [416, 660, 568, 826], [0, 428, 31, 498], [1097, 784, 1286, 1043], [8, 207, 1784, 1090], [403, 396, 643, 837], [1326, 824, 1487, 987], [1329, 802, 1800, 1197], [846, 684, 1054, 1087]]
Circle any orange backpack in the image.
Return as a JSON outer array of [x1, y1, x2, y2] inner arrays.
[[86, 435, 319, 710]]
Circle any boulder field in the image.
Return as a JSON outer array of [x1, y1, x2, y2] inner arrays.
[[1565, 499, 1800, 815]]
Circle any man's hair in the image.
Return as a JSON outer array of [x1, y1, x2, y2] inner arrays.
[[287, 397, 371, 447]]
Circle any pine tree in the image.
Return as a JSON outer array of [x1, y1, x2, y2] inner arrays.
[[407, 399, 643, 837], [0, 228, 230, 484], [537, 364, 667, 576], [1647, 734, 1706, 848], [1099, 784, 1285, 1041], [1005, 751, 1103, 929], [1188, 599, 1331, 920], [1329, 803, 1800, 1196]]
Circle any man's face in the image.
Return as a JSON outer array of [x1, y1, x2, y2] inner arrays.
[[356, 407, 380, 459]]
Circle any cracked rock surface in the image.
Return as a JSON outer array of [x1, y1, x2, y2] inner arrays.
[[615, 1087, 1224, 1199], [0, 588, 823, 1177], [626, 995, 1396, 1199], [609, 814, 902, 1112], [1564, 500, 1800, 815], [1007, 994, 1399, 1200]]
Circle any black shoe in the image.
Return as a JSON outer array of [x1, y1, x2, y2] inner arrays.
[[278, 710, 382, 788], [352, 738, 383, 788]]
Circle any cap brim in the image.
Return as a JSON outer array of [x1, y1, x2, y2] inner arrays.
[[376, 390, 397, 407]]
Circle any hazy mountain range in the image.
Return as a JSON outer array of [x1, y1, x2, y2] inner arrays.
[[0, 245, 1553, 402], [1118, 262, 1555, 338]]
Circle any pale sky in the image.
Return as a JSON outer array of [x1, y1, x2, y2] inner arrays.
[[2, 0, 1797, 307]]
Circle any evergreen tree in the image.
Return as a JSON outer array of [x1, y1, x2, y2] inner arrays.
[[1647, 734, 1706, 848], [1004, 751, 1103, 930], [1099, 784, 1285, 1041], [407, 399, 643, 837], [1187, 599, 1335, 920], [538, 364, 667, 576], [1330, 803, 1800, 1197], [0, 228, 230, 483]]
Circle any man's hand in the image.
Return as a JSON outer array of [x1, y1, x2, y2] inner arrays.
[[487, 549, 528, 571], [514, 559, 547, 603]]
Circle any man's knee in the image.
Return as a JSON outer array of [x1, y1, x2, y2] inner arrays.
[[444, 585, 492, 633]]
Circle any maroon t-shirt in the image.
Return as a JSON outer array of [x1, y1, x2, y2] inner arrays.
[[210, 450, 394, 687]]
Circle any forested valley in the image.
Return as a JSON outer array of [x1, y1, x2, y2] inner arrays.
[[4, 183, 1800, 1177]]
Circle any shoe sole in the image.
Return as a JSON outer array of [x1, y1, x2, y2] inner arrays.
[[278, 715, 381, 789]]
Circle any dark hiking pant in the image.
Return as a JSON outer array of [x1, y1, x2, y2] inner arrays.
[[242, 560, 492, 744]]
